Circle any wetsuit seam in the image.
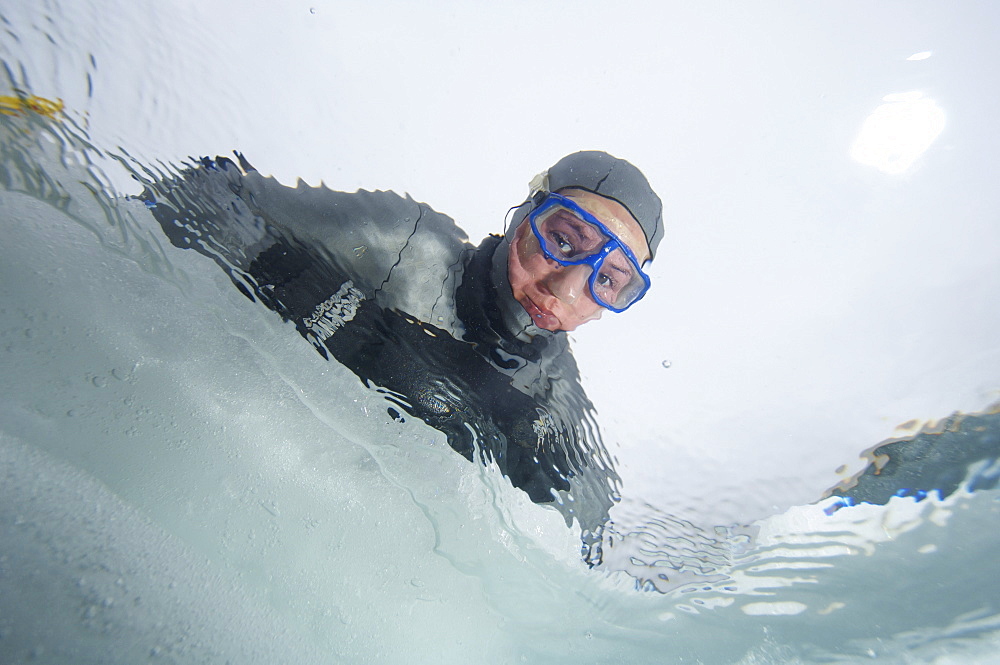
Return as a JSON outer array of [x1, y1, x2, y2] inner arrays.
[[433, 247, 473, 319], [593, 171, 611, 192], [374, 200, 423, 298]]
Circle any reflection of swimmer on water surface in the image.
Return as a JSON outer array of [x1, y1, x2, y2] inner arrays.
[[827, 406, 1000, 511], [142, 151, 664, 552]]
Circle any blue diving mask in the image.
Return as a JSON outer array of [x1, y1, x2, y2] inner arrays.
[[527, 192, 652, 312]]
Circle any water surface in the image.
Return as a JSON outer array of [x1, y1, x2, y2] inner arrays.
[[2, 2, 999, 663]]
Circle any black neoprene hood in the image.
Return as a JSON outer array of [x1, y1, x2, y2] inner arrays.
[[545, 151, 664, 259]]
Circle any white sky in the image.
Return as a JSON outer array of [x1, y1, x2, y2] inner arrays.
[[11, 0, 1000, 524]]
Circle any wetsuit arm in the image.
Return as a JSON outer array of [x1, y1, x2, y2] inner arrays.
[[144, 157, 465, 299]]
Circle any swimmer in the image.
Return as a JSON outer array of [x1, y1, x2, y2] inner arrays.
[[144, 151, 663, 552]]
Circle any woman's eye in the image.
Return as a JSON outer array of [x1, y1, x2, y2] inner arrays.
[[596, 272, 615, 290], [551, 233, 574, 256]]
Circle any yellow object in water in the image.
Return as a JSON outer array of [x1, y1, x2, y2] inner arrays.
[[0, 94, 65, 119]]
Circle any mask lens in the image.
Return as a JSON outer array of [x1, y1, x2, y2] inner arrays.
[[533, 204, 609, 262], [592, 247, 647, 309]]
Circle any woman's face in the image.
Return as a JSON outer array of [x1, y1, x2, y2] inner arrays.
[[507, 188, 651, 332]]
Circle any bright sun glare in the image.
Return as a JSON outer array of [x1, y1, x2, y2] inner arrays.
[[850, 91, 946, 175]]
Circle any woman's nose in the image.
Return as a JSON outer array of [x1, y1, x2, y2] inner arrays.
[[547, 264, 593, 304]]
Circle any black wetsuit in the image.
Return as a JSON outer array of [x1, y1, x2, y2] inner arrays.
[[143, 157, 620, 542]]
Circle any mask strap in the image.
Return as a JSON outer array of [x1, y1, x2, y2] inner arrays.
[[504, 170, 550, 240]]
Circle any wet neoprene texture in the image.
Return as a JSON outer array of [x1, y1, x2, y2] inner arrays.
[[143, 158, 621, 538]]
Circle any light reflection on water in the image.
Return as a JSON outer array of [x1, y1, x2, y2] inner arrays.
[[850, 91, 946, 175], [1, 2, 1000, 664]]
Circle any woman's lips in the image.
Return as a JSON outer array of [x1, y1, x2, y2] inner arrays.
[[520, 295, 560, 331]]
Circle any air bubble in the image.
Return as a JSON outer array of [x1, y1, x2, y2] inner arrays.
[[661, 360, 672, 369]]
